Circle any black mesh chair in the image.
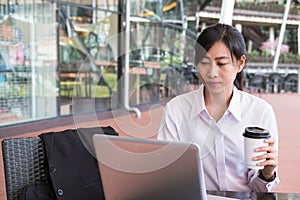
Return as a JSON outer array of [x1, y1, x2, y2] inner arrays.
[[284, 74, 298, 93], [247, 74, 266, 97], [2, 127, 118, 200], [267, 73, 284, 93], [2, 137, 48, 200]]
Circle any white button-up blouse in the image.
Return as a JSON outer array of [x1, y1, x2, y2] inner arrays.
[[158, 85, 279, 192]]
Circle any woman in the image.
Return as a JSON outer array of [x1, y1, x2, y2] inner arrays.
[[158, 23, 279, 192]]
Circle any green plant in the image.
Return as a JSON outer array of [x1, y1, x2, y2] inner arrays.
[[280, 52, 300, 64], [261, 50, 272, 57], [247, 50, 259, 57]]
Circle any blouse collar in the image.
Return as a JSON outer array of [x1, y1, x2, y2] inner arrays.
[[191, 85, 242, 122]]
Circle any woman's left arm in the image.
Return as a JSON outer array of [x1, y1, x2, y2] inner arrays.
[[247, 104, 280, 192], [255, 138, 278, 180], [247, 138, 280, 192]]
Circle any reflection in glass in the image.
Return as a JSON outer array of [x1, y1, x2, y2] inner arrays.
[[58, 5, 118, 115]]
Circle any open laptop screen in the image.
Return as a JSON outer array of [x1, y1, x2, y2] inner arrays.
[[93, 135, 207, 200]]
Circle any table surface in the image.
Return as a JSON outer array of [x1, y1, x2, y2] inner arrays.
[[207, 190, 300, 200]]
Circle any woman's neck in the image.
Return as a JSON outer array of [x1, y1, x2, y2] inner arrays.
[[204, 87, 233, 122]]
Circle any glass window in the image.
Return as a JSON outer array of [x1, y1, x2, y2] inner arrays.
[[0, 1, 57, 126], [59, 4, 119, 115], [58, 0, 119, 12]]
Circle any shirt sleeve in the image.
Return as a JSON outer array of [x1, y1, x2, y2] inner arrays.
[[157, 103, 179, 141], [247, 103, 280, 192], [247, 169, 280, 192]]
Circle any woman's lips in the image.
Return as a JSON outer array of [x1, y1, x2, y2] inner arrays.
[[207, 81, 222, 87]]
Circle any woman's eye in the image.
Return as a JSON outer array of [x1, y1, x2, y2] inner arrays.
[[200, 61, 210, 65], [217, 62, 227, 66]]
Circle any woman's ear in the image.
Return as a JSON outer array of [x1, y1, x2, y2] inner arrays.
[[238, 55, 246, 72]]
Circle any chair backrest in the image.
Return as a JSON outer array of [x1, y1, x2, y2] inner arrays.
[[284, 74, 298, 92], [2, 127, 119, 200], [267, 73, 284, 93], [249, 74, 265, 86], [2, 137, 48, 200], [268, 73, 283, 82], [285, 73, 298, 83]]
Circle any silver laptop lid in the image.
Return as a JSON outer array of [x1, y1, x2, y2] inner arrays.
[[93, 134, 207, 200]]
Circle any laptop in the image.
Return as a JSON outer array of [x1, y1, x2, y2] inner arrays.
[[92, 134, 207, 200]]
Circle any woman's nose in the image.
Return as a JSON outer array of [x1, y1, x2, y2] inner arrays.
[[208, 63, 218, 78]]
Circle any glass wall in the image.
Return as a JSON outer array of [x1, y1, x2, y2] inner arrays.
[[126, 0, 198, 106], [0, 0, 197, 127], [58, 2, 120, 115], [0, 0, 122, 126], [0, 0, 57, 126]]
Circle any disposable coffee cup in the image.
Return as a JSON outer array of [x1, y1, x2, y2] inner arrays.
[[243, 127, 271, 170]]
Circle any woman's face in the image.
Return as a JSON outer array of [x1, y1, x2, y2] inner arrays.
[[197, 41, 245, 98]]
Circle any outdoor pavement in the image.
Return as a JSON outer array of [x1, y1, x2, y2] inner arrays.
[[0, 91, 300, 199], [260, 92, 300, 193]]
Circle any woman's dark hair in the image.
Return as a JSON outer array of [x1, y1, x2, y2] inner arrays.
[[194, 23, 246, 90]]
